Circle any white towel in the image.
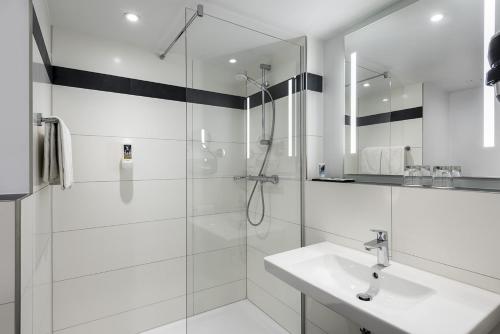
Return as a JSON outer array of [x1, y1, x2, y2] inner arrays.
[[360, 147, 382, 174], [43, 116, 73, 189], [381, 146, 405, 175]]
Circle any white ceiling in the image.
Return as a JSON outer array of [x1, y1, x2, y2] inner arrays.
[[47, 0, 403, 56]]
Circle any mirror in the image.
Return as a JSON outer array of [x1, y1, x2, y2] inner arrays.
[[343, 0, 500, 180]]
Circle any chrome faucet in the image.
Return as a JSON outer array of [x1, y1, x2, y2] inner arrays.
[[364, 229, 390, 267]]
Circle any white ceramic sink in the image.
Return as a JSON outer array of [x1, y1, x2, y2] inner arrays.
[[264, 242, 500, 334]]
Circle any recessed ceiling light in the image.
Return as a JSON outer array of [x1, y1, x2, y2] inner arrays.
[[125, 13, 139, 23], [363, 82, 370, 87], [430, 13, 444, 23], [229, 58, 237, 64], [113, 57, 121, 63], [382, 98, 389, 102]]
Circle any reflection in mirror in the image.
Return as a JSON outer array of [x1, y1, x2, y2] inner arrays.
[[342, 0, 500, 182]]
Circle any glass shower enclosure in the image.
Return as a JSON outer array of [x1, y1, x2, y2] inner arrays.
[[185, 7, 305, 334]]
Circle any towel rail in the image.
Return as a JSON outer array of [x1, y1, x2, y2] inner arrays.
[[34, 112, 58, 126]]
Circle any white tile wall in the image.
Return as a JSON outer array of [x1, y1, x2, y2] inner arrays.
[[53, 86, 186, 140], [190, 178, 245, 216], [191, 246, 246, 292], [72, 135, 186, 182], [247, 246, 300, 312], [247, 280, 301, 334], [53, 257, 186, 331], [53, 218, 186, 281], [53, 180, 186, 231], [305, 181, 391, 244], [392, 187, 500, 281], [54, 296, 186, 334], [190, 212, 245, 254]]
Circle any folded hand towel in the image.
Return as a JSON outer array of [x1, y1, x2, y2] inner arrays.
[[43, 116, 73, 189], [360, 147, 382, 174]]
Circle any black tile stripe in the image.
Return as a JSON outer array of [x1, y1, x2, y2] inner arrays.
[[187, 89, 245, 109], [345, 107, 423, 127], [32, 7, 53, 81], [52, 66, 246, 108], [249, 72, 323, 108]]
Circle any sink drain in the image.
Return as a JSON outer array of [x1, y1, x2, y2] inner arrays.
[[356, 293, 372, 301]]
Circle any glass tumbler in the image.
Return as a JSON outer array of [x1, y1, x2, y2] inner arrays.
[[403, 165, 423, 186], [432, 166, 454, 188]]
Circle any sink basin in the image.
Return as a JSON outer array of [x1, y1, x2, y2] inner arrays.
[[264, 242, 500, 334]]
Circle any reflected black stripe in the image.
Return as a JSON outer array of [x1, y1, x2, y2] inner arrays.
[[32, 7, 53, 81], [345, 107, 423, 126]]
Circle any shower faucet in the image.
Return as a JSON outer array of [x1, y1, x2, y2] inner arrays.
[[233, 175, 279, 184]]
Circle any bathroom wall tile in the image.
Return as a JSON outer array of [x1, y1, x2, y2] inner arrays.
[[53, 257, 186, 331], [307, 136, 324, 179], [54, 296, 186, 334], [268, 179, 301, 224], [392, 250, 500, 294], [190, 178, 245, 216], [190, 212, 245, 255], [247, 280, 301, 334], [0, 202, 15, 305], [72, 135, 186, 182], [192, 279, 246, 315], [305, 181, 391, 244], [53, 218, 186, 281], [304, 227, 367, 253], [189, 141, 245, 179], [191, 104, 244, 143], [307, 91, 324, 137], [249, 95, 299, 143], [248, 138, 301, 180], [390, 118, 422, 148], [192, 246, 246, 292], [53, 179, 186, 231], [392, 186, 500, 280], [53, 28, 185, 87], [358, 123, 391, 149], [33, 251, 52, 334], [247, 246, 301, 312], [53, 86, 186, 140], [247, 217, 300, 256], [0, 303, 15, 334]]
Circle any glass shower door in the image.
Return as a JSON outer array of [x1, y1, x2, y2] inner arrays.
[[185, 8, 304, 334]]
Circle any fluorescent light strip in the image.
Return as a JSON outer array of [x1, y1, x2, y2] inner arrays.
[[484, 0, 496, 148], [350, 52, 358, 154], [288, 79, 293, 157], [201, 128, 206, 144], [246, 97, 250, 159]]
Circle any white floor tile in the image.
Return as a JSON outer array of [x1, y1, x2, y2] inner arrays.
[[142, 300, 289, 334]]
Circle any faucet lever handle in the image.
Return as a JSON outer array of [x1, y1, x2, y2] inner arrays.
[[370, 229, 388, 242]]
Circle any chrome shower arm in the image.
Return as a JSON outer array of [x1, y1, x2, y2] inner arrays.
[[159, 4, 203, 60]]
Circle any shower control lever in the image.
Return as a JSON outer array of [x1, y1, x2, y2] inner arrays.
[[233, 175, 279, 184]]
